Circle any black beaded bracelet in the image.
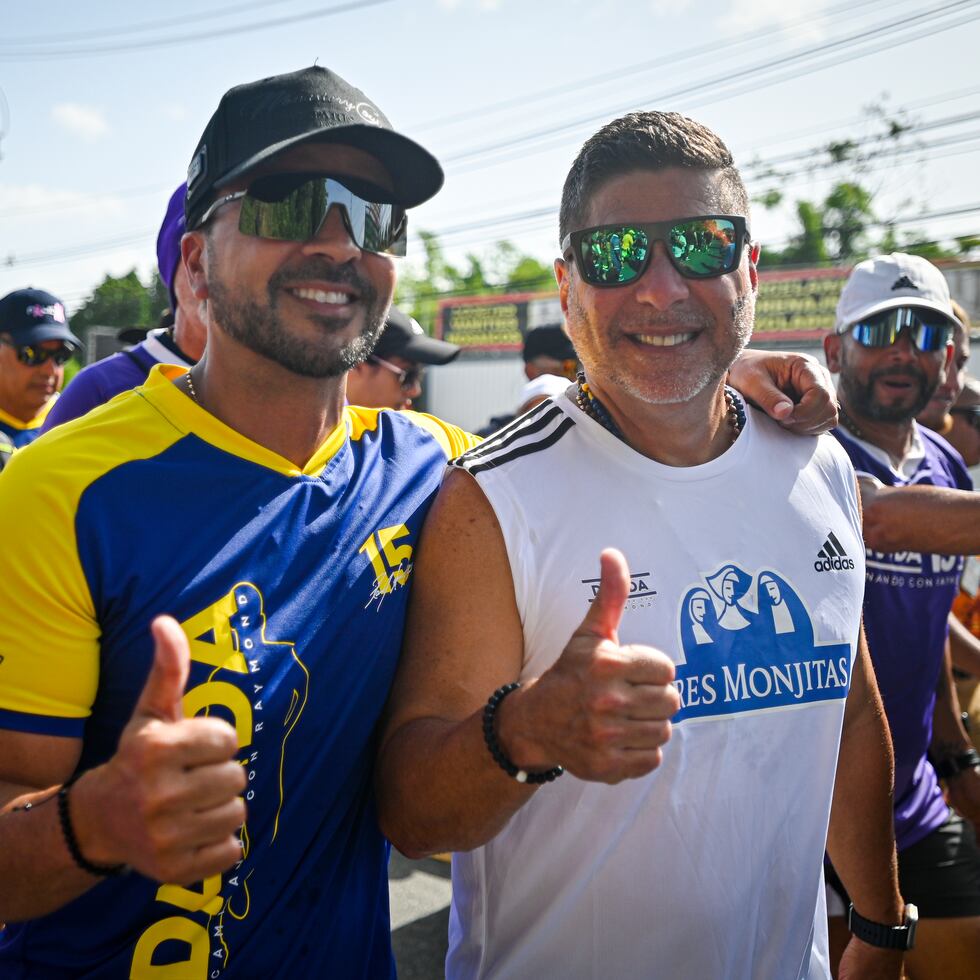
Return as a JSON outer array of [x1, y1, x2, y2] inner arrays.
[[482, 682, 564, 785], [57, 774, 127, 878]]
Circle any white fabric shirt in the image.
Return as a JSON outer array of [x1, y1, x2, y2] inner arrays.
[[447, 392, 865, 980]]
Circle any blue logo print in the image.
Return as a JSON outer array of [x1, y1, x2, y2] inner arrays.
[[674, 564, 851, 723]]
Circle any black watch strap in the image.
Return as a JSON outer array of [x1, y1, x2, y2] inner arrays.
[[933, 748, 980, 780], [847, 903, 918, 950]]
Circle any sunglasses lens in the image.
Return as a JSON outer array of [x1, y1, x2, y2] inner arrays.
[[850, 320, 895, 348], [579, 226, 649, 285], [14, 343, 73, 366], [239, 175, 407, 256], [669, 218, 739, 277], [850, 309, 952, 351]]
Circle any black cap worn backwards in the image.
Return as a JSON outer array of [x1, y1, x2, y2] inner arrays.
[[185, 66, 444, 229], [523, 324, 576, 363]]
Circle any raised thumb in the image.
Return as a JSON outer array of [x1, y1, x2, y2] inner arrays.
[[579, 548, 631, 642], [135, 615, 191, 723]]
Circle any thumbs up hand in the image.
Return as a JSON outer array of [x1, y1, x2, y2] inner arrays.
[[68, 616, 247, 884], [497, 549, 680, 784]]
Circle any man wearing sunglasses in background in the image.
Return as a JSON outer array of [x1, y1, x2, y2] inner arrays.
[[346, 304, 459, 411], [0, 287, 80, 471], [824, 253, 980, 978], [377, 111, 908, 979]]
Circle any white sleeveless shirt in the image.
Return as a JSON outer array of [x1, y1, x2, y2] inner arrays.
[[447, 392, 865, 980]]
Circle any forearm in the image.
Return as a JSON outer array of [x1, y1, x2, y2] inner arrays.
[[828, 686, 902, 921], [949, 614, 980, 678], [376, 696, 538, 858], [931, 644, 972, 756], [0, 778, 100, 921], [860, 483, 980, 554]]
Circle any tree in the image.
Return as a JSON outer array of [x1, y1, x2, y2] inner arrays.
[[756, 101, 969, 268], [395, 232, 554, 332], [70, 269, 164, 341]]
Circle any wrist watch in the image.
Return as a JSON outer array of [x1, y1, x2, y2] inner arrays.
[[933, 748, 980, 780], [847, 903, 917, 950]]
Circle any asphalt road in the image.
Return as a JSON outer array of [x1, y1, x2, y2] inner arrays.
[[389, 851, 451, 979]]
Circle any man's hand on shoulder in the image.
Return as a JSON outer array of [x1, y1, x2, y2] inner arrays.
[[71, 616, 247, 884], [729, 349, 838, 435], [498, 549, 680, 784]]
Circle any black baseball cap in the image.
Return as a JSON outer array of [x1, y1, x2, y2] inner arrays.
[[523, 324, 576, 363], [0, 288, 81, 348], [185, 66, 444, 229], [373, 306, 460, 365]]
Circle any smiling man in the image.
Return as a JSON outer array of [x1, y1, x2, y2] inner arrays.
[[376, 111, 910, 979], [0, 287, 80, 470], [824, 254, 980, 978], [0, 66, 476, 978]]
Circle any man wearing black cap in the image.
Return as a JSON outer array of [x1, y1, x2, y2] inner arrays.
[[0, 66, 473, 978], [346, 304, 459, 410], [522, 323, 579, 382], [0, 287, 80, 470]]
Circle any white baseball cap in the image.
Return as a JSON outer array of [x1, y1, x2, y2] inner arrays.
[[834, 252, 962, 334]]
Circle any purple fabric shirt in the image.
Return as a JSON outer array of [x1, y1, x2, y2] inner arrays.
[[832, 424, 972, 850], [41, 329, 194, 433]]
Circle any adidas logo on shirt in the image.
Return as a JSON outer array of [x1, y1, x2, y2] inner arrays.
[[814, 531, 856, 572]]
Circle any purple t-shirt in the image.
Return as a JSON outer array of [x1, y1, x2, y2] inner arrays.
[[833, 425, 972, 850], [41, 329, 194, 433]]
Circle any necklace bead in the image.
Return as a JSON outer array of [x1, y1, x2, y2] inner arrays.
[[185, 371, 199, 404], [575, 374, 744, 448]]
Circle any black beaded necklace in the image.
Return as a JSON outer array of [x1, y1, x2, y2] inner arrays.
[[836, 403, 865, 441], [574, 373, 746, 447]]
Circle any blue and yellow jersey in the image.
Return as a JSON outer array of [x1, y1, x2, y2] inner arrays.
[[0, 394, 58, 470], [0, 364, 477, 978]]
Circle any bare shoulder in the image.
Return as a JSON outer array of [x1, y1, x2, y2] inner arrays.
[[383, 467, 524, 729]]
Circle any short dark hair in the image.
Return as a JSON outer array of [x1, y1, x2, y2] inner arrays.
[[558, 111, 749, 246]]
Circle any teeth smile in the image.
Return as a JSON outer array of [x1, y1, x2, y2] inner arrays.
[[292, 288, 351, 304], [634, 332, 694, 347]]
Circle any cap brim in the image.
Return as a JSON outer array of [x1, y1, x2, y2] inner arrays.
[[217, 124, 444, 209], [9, 325, 82, 349], [401, 333, 461, 365], [836, 296, 962, 333]]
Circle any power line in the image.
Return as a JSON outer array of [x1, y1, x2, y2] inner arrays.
[[409, 0, 893, 134], [1, 0, 302, 45], [441, 0, 980, 173], [0, 0, 395, 60]]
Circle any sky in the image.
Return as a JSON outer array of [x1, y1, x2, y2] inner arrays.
[[1, 0, 979, 314]]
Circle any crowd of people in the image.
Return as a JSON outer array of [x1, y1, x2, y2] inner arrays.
[[0, 62, 978, 980]]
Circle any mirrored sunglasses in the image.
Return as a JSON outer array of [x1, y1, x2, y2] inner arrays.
[[561, 215, 749, 287], [1, 339, 75, 366], [368, 354, 422, 390], [198, 173, 408, 257], [847, 308, 954, 352]]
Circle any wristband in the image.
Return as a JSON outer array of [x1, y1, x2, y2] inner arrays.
[[932, 748, 980, 780], [482, 683, 564, 785], [847, 903, 917, 950], [57, 774, 128, 878]]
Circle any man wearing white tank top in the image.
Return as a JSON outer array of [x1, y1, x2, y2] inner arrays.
[[376, 112, 913, 979]]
